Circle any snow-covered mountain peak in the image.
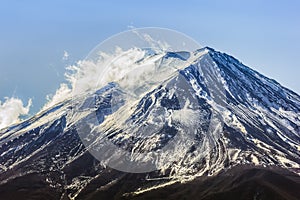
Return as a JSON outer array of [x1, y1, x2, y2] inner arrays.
[[0, 47, 299, 198]]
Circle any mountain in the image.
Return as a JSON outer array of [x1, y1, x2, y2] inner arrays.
[[0, 47, 299, 200]]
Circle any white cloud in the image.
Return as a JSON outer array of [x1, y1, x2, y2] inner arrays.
[[0, 97, 32, 130], [43, 47, 165, 111], [43, 83, 71, 110], [62, 50, 69, 60]]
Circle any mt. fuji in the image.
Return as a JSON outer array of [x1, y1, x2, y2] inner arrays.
[[0, 47, 299, 200]]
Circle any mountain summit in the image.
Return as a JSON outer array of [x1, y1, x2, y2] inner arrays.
[[0, 47, 299, 200]]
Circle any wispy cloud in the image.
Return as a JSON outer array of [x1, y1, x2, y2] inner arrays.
[[62, 50, 69, 60]]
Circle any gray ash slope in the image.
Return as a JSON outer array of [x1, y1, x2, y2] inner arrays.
[[0, 47, 299, 200]]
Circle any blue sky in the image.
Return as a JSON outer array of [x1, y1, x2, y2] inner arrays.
[[1, 0, 300, 114]]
